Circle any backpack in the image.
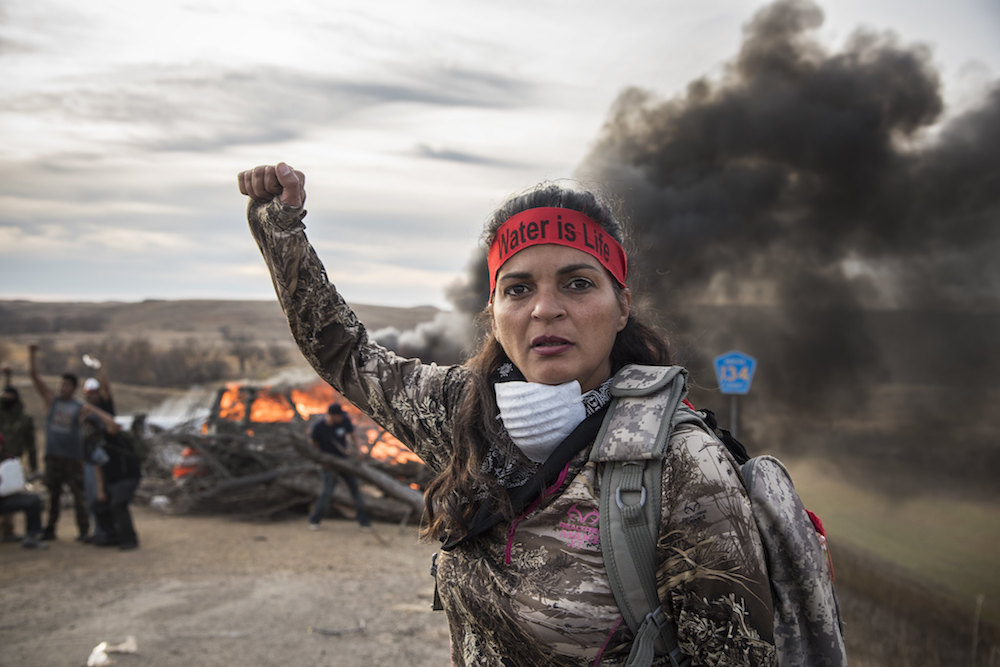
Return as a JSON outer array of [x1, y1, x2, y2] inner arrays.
[[593, 364, 847, 666]]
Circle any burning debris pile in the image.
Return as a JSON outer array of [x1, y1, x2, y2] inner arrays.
[[137, 382, 428, 523]]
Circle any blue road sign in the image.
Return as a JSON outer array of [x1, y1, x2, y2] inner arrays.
[[714, 351, 757, 395]]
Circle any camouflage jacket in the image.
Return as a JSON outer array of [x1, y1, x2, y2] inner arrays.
[[247, 198, 777, 666]]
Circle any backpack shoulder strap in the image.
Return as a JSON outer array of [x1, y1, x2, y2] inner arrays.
[[591, 364, 702, 667]]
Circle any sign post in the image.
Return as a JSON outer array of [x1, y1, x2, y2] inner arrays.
[[713, 350, 757, 438]]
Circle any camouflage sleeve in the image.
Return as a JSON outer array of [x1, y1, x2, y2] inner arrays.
[[657, 426, 777, 666], [244, 197, 465, 472]]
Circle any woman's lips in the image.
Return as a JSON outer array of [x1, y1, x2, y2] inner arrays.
[[531, 335, 573, 356]]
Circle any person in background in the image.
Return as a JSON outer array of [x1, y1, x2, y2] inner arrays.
[[28, 344, 118, 542], [307, 403, 371, 531], [1, 366, 38, 542], [0, 434, 47, 549], [90, 424, 142, 550], [81, 357, 115, 543], [238, 163, 776, 665], [82, 358, 115, 416]]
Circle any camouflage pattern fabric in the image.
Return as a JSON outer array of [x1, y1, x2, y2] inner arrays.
[[591, 365, 687, 463], [742, 456, 848, 665], [245, 198, 463, 475], [247, 199, 777, 666]]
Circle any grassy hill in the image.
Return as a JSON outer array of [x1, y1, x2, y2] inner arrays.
[[0, 298, 439, 345]]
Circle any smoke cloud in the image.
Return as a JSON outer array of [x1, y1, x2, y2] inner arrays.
[[572, 0, 1000, 484], [400, 0, 1000, 489], [584, 0, 998, 312], [371, 311, 476, 366]]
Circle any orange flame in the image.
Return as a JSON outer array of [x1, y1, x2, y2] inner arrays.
[[213, 381, 423, 466], [217, 383, 297, 423], [217, 383, 246, 421]]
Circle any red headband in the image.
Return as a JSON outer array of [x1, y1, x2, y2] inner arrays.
[[487, 207, 627, 296]]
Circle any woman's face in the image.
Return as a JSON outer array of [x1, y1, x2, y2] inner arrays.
[[491, 244, 630, 392]]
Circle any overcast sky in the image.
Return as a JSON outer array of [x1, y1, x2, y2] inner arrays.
[[1, 0, 997, 309]]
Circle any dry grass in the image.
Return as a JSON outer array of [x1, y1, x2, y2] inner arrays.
[[787, 458, 1000, 666]]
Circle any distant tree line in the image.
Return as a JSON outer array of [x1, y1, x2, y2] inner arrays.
[[25, 334, 294, 388], [218, 325, 294, 375], [0, 306, 107, 334]]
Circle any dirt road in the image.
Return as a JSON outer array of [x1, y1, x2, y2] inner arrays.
[[0, 506, 451, 666]]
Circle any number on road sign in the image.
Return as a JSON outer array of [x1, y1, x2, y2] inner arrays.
[[713, 351, 757, 395]]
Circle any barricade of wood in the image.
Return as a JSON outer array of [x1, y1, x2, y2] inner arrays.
[[136, 421, 427, 524]]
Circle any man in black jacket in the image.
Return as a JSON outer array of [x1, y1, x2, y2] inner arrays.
[[307, 403, 371, 530], [91, 428, 142, 550]]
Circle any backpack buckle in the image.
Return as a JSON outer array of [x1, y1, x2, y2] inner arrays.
[[615, 461, 648, 509], [615, 485, 647, 509]]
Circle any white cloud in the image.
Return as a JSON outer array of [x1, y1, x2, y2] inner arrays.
[[0, 0, 997, 307], [0, 195, 189, 222]]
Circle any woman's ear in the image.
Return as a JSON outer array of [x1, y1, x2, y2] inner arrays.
[[617, 287, 631, 332], [487, 302, 497, 337]]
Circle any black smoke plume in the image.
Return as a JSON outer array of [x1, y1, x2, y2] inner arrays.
[[441, 0, 1000, 489], [584, 0, 998, 312], [575, 0, 1000, 484]]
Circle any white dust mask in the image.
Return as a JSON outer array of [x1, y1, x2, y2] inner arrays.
[[494, 380, 587, 463]]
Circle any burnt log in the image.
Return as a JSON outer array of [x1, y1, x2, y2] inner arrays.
[[274, 473, 418, 524], [136, 415, 428, 523], [187, 465, 315, 501], [288, 436, 424, 514]]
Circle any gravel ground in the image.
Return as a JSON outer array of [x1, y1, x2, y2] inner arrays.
[[0, 505, 451, 667]]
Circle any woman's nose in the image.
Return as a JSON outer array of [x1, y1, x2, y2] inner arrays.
[[531, 286, 566, 320]]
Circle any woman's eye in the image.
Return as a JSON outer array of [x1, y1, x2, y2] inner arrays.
[[566, 277, 594, 291], [503, 284, 530, 297]]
